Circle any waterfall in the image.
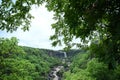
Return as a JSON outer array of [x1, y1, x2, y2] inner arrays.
[[64, 52, 67, 58]]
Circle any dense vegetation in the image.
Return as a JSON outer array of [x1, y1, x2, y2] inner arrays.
[[0, 37, 60, 80], [0, 0, 120, 80], [63, 49, 120, 80]]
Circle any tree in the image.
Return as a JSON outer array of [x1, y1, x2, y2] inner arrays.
[[0, 37, 22, 58], [0, 37, 32, 80], [0, 0, 44, 32], [0, 38, 60, 80], [46, 0, 120, 45], [0, 0, 120, 69], [45, 0, 120, 69]]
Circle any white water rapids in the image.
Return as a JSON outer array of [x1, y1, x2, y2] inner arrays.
[[53, 66, 63, 80]]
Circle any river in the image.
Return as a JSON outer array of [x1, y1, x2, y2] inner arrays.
[[48, 66, 63, 80]]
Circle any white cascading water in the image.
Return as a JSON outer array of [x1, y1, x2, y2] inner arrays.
[[64, 52, 67, 58]]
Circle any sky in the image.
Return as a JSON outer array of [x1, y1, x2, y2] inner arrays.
[[0, 4, 65, 50]]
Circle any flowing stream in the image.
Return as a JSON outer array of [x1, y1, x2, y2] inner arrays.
[[48, 66, 63, 80], [53, 66, 63, 80], [48, 52, 67, 80]]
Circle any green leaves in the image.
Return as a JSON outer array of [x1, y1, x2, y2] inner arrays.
[[0, 37, 21, 57], [0, 0, 44, 32], [64, 51, 120, 80], [45, 0, 120, 56], [0, 37, 60, 80]]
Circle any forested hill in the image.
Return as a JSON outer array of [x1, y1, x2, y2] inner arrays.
[[21, 46, 81, 59], [0, 37, 61, 80]]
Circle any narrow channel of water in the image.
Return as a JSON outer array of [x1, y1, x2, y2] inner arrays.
[[53, 66, 63, 80], [48, 66, 63, 80]]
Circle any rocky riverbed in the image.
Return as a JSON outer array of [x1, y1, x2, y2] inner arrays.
[[48, 66, 63, 80]]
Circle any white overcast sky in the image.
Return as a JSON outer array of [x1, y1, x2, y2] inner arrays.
[[0, 4, 65, 50]]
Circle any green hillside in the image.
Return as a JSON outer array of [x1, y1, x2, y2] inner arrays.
[[0, 37, 60, 80]]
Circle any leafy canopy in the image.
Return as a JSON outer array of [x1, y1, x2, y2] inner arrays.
[[0, 0, 44, 32], [45, 0, 120, 47], [0, 0, 120, 69], [45, 0, 120, 69], [1, 0, 120, 46]]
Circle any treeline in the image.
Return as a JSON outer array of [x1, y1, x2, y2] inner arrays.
[[63, 48, 120, 80], [0, 37, 60, 80]]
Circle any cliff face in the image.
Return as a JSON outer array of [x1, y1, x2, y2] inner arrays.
[[42, 49, 82, 59], [21, 46, 81, 59], [42, 49, 65, 59]]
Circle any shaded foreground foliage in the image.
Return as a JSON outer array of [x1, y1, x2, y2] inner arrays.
[[0, 37, 60, 80]]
